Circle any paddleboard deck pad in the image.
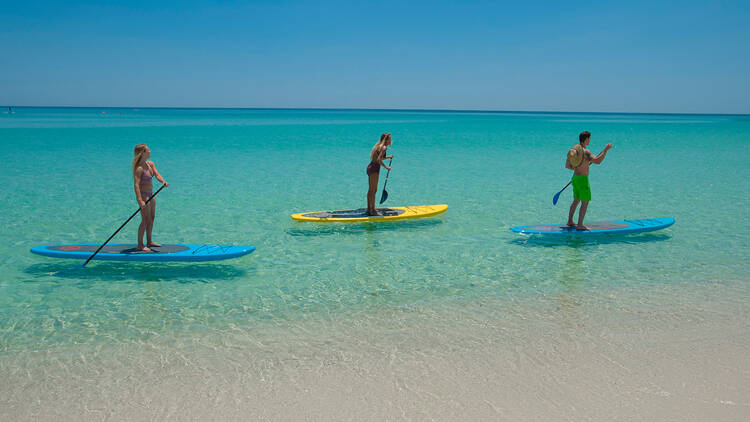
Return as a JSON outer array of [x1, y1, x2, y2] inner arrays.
[[291, 205, 448, 222], [510, 218, 674, 235], [30, 244, 255, 262]]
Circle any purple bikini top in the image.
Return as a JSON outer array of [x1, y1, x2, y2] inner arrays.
[[140, 167, 152, 183]]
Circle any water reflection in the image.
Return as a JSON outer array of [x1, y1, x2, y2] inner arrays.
[[508, 233, 672, 248]]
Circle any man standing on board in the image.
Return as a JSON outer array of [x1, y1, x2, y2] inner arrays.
[[565, 131, 613, 230]]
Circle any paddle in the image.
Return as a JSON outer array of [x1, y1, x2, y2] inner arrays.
[[56, 184, 166, 274], [379, 157, 393, 204], [552, 180, 571, 205]]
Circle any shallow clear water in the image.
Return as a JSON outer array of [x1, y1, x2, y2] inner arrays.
[[1, 108, 749, 419]]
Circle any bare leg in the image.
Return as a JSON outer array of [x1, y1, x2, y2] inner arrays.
[[146, 200, 161, 247], [567, 199, 580, 226], [367, 172, 380, 215], [138, 207, 151, 251], [577, 201, 589, 230]]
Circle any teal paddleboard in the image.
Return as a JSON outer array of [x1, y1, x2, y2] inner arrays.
[[510, 218, 675, 235], [31, 244, 255, 262]]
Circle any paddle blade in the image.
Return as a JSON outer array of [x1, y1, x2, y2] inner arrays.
[[552, 190, 562, 205], [379, 189, 388, 204], [552, 181, 572, 206]]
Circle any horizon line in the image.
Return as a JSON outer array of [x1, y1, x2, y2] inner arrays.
[[4, 105, 749, 117]]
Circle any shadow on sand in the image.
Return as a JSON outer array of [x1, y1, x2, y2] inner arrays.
[[508, 232, 673, 248], [286, 218, 445, 237], [23, 261, 250, 282]]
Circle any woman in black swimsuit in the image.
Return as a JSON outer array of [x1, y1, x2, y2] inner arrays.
[[366, 133, 393, 216]]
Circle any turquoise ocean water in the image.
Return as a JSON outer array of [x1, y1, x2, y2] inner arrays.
[[1, 108, 749, 418], [1, 107, 749, 349]]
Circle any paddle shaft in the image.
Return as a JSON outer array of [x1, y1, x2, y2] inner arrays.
[[382, 157, 393, 190], [558, 180, 571, 195], [82, 184, 166, 267], [379, 157, 393, 204], [553, 180, 572, 205]]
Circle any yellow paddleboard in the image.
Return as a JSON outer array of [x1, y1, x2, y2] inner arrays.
[[291, 204, 448, 222]]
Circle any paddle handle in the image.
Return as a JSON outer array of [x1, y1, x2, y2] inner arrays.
[[82, 184, 166, 267]]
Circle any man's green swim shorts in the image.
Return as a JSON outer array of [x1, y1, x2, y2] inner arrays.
[[572, 174, 591, 201]]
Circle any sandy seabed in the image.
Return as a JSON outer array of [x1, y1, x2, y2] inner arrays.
[[2, 279, 749, 421]]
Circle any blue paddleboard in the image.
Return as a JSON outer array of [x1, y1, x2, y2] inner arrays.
[[30, 244, 255, 262], [510, 218, 675, 235]]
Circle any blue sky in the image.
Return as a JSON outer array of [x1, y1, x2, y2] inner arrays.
[[1, 0, 748, 113]]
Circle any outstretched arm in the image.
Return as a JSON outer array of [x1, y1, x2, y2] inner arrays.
[[592, 143, 613, 164], [379, 149, 391, 170], [148, 161, 169, 186]]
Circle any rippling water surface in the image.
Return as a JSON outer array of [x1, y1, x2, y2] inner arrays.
[[1, 108, 748, 420]]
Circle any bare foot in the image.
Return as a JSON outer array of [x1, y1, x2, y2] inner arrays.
[[566, 222, 576, 227], [366, 210, 382, 216], [138, 246, 152, 252], [147, 242, 162, 247], [576, 225, 588, 231]]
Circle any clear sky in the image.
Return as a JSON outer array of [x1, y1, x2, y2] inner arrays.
[[1, 0, 748, 113]]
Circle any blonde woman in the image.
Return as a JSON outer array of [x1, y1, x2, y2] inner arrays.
[[133, 144, 168, 251], [366, 133, 393, 216]]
